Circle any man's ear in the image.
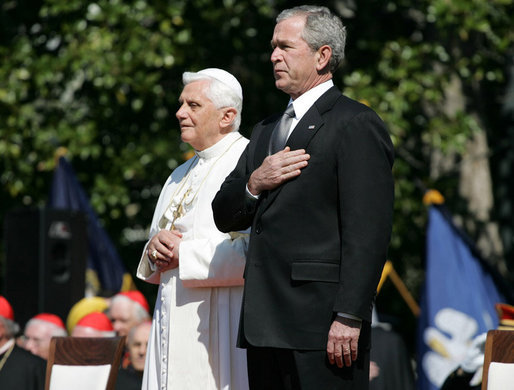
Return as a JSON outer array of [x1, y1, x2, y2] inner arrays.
[[219, 107, 237, 132], [316, 45, 332, 72]]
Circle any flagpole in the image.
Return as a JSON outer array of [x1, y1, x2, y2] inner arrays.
[[378, 260, 420, 317]]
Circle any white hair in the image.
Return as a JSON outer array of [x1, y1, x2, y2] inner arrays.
[[24, 318, 67, 337], [110, 294, 150, 322], [182, 72, 242, 131], [0, 316, 20, 339]]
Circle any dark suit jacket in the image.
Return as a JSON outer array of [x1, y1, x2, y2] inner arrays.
[[212, 86, 394, 351], [0, 344, 46, 390], [115, 365, 143, 390]]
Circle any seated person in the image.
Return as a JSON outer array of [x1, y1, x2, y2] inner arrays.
[[22, 312, 67, 360], [109, 291, 150, 338], [116, 321, 152, 390], [0, 296, 46, 390]]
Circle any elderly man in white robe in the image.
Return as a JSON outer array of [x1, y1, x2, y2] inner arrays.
[[137, 68, 249, 390]]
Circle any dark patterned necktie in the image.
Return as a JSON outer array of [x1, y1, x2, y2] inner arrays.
[[269, 104, 295, 154]]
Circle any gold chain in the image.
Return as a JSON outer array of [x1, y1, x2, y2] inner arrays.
[[160, 135, 243, 230], [0, 342, 15, 371], [157, 156, 198, 230]]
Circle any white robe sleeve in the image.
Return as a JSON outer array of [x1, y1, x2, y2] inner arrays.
[[136, 240, 161, 285], [136, 135, 249, 288], [179, 231, 248, 288]]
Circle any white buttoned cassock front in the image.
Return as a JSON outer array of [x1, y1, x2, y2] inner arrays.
[[137, 132, 249, 390]]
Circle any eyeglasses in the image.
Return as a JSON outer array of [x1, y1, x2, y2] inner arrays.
[[21, 335, 45, 346]]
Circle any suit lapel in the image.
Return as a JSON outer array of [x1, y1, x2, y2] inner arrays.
[[285, 111, 324, 151], [286, 86, 341, 151], [257, 86, 342, 215]]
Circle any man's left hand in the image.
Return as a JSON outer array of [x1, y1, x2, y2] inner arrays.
[[327, 316, 361, 368], [150, 230, 182, 272]]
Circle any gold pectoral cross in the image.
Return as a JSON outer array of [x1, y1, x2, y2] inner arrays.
[[170, 204, 183, 230], [170, 187, 191, 230]]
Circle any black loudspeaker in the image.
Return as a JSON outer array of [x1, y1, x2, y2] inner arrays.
[[3, 208, 87, 327]]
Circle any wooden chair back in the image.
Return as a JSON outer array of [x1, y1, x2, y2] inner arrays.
[[45, 336, 126, 390], [482, 329, 514, 390]]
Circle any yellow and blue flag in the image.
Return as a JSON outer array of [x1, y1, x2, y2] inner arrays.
[[417, 200, 504, 390], [48, 156, 134, 294]]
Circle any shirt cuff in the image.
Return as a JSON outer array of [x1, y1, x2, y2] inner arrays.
[[337, 312, 362, 322], [246, 183, 260, 199]]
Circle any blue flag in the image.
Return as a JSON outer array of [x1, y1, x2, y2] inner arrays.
[[48, 156, 130, 294], [417, 204, 504, 390]]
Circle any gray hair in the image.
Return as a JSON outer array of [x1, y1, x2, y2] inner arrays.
[[110, 294, 150, 322], [0, 316, 20, 339], [24, 318, 67, 337], [182, 72, 242, 131], [277, 5, 346, 73]]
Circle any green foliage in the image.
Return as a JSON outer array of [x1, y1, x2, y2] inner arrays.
[[339, 0, 513, 256], [1, 0, 513, 334], [0, 0, 275, 222], [0, 0, 277, 300], [334, 0, 514, 336]]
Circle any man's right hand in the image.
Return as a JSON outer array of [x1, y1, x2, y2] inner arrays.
[[148, 230, 183, 271], [247, 147, 310, 195]]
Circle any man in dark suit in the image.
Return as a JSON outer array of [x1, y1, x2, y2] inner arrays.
[[0, 296, 46, 390], [212, 5, 394, 389]]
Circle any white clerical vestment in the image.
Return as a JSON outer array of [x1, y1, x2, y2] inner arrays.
[[137, 132, 249, 390]]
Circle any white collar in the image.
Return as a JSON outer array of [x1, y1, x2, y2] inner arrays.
[[0, 339, 14, 355], [196, 131, 242, 160], [290, 80, 334, 121]]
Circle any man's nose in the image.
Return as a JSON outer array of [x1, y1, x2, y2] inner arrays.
[[176, 104, 187, 119], [26, 340, 36, 351], [271, 47, 281, 63]]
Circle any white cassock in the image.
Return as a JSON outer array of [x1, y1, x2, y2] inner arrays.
[[137, 132, 249, 390]]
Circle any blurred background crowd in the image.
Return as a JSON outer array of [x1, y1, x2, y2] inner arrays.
[[0, 292, 151, 389], [1, 1, 514, 390]]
